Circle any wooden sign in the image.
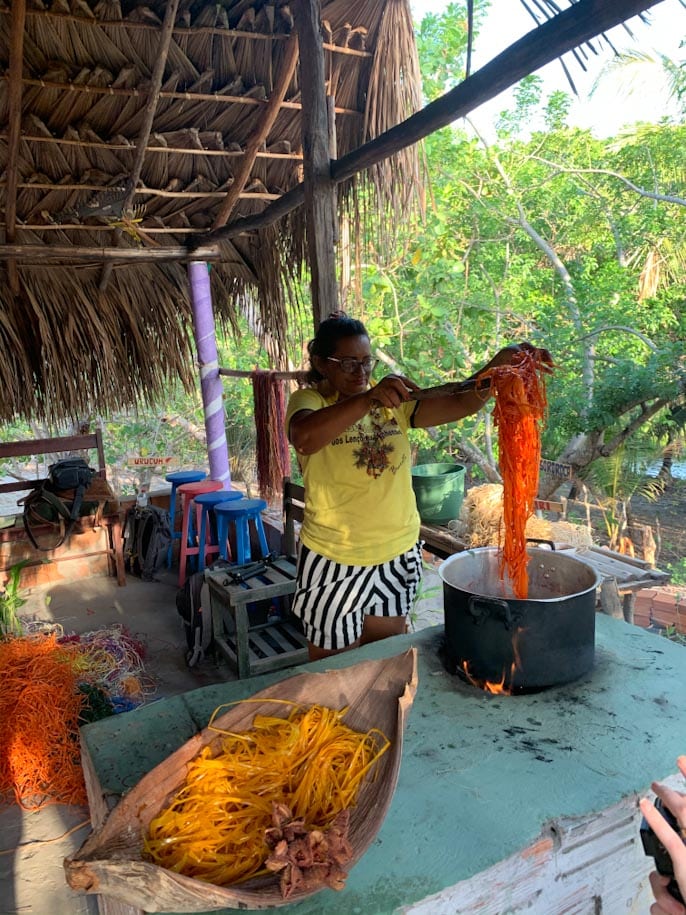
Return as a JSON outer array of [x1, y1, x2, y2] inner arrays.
[[533, 499, 564, 513], [130, 457, 174, 467], [539, 459, 573, 479]]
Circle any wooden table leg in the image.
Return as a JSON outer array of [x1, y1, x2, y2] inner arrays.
[[234, 600, 251, 679], [109, 514, 126, 586]]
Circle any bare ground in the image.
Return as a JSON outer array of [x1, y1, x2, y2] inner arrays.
[[566, 477, 685, 576]]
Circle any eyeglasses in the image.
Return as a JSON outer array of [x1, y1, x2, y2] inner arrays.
[[326, 356, 378, 375]]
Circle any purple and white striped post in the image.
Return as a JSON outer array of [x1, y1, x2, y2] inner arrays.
[[187, 261, 231, 488]]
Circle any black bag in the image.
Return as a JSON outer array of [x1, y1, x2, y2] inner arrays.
[[176, 568, 213, 667], [22, 458, 97, 551], [122, 505, 172, 582], [49, 457, 96, 493]]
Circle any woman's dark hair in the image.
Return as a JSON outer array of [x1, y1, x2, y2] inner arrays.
[[305, 311, 368, 382]]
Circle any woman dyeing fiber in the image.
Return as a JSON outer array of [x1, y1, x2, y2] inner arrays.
[[286, 312, 552, 660]]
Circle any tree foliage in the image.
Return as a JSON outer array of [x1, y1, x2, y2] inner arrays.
[[353, 5, 686, 494]]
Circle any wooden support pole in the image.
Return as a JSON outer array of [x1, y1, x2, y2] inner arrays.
[[5, 0, 27, 296], [294, 0, 339, 330], [212, 34, 299, 230]]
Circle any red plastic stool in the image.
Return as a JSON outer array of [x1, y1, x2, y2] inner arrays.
[[165, 469, 207, 567], [178, 479, 223, 587], [193, 489, 244, 572]]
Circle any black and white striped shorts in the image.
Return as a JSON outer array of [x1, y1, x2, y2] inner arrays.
[[290, 542, 424, 650]]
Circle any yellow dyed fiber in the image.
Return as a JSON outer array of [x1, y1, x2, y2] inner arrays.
[[143, 703, 390, 886]]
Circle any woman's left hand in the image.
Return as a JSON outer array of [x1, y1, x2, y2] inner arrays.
[[489, 342, 554, 374], [640, 756, 686, 915]]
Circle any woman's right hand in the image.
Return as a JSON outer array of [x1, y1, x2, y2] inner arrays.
[[368, 374, 419, 409]]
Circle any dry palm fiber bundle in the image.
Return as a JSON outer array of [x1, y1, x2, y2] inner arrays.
[[480, 351, 549, 598], [252, 370, 291, 503], [0, 634, 87, 809], [143, 702, 389, 894], [451, 484, 592, 549]]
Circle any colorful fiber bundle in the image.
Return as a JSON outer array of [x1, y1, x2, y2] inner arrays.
[[143, 701, 389, 887], [481, 349, 549, 599], [0, 634, 87, 809], [60, 624, 153, 702], [0, 625, 154, 809], [252, 370, 291, 503]]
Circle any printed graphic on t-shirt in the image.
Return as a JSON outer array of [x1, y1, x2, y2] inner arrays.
[[351, 408, 401, 479]]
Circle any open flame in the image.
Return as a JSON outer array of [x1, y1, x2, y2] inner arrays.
[[459, 627, 526, 695], [460, 661, 514, 695]]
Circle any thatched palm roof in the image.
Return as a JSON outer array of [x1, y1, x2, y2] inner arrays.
[[0, 0, 668, 425], [0, 0, 422, 424]]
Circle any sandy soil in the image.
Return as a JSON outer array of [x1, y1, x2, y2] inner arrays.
[[561, 476, 685, 574]]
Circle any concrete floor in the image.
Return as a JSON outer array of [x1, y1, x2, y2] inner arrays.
[[0, 562, 444, 915]]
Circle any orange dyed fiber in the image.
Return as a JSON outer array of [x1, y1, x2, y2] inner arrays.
[[0, 634, 87, 809], [482, 350, 548, 599]]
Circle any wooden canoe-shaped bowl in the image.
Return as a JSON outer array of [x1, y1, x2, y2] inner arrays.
[[65, 649, 418, 912]]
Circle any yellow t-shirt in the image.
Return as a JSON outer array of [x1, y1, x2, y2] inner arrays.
[[286, 387, 420, 565]]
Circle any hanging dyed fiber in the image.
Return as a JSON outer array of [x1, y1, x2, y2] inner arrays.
[[252, 370, 291, 503], [480, 349, 549, 599]]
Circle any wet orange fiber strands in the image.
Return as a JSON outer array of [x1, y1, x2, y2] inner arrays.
[[0, 634, 87, 809], [483, 350, 549, 599]]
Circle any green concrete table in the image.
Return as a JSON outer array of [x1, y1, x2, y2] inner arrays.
[[79, 616, 686, 915]]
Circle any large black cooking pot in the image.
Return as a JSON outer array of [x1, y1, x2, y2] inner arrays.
[[439, 546, 601, 690]]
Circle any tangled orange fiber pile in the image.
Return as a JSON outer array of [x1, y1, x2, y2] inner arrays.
[[482, 349, 549, 599], [143, 702, 389, 888], [0, 634, 87, 809]]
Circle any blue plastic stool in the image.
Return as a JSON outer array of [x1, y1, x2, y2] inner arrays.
[[166, 470, 207, 567], [214, 498, 269, 565], [194, 490, 243, 571]]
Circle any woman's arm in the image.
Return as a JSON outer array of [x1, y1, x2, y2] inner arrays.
[[412, 343, 553, 429]]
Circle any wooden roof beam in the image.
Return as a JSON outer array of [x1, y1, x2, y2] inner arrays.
[[4, 0, 663, 270], [98, 0, 180, 291], [212, 33, 299, 230], [120, 0, 182, 211], [8, 134, 303, 161], [0, 244, 221, 263], [203, 0, 667, 248], [9, 77, 361, 118], [0, 9, 373, 58], [331, 0, 666, 183], [9, 182, 280, 200], [4, 0, 27, 295]]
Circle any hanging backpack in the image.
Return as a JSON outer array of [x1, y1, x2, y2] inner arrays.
[[22, 458, 97, 551], [175, 558, 237, 667], [122, 505, 171, 581], [176, 568, 213, 667]]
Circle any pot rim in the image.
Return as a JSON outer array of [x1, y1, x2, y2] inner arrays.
[[438, 546, 601, 602]]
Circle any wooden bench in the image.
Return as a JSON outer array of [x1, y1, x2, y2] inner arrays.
[[206, 478, 308, 678], [0, 430, 126, 586]]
